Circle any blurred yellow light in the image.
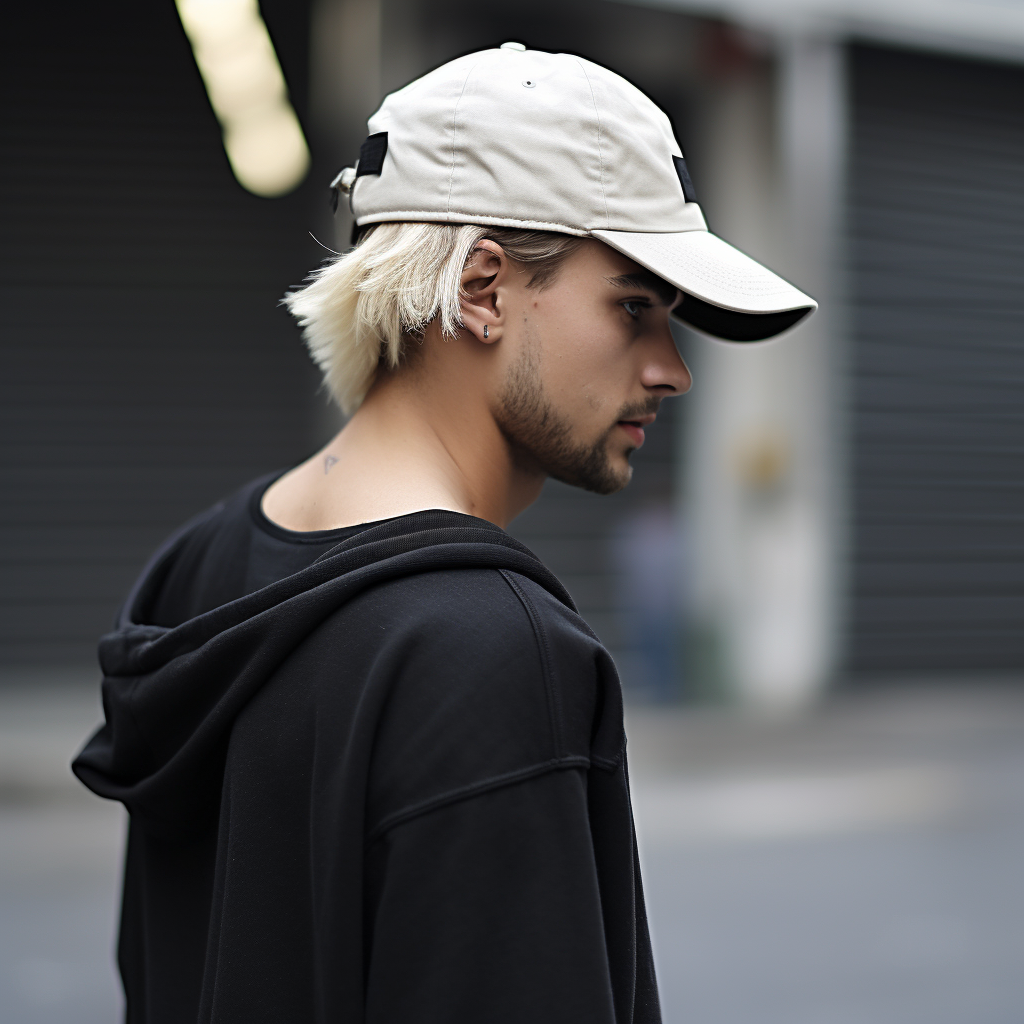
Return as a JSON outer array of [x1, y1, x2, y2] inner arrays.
[[176, 0, 310, 197], [225, 106, 311, 197]]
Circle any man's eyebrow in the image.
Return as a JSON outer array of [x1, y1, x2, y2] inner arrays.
[[605, 271, 678, 306]]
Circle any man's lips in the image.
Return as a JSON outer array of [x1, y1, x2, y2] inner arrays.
[[616, 413, 657, 448]]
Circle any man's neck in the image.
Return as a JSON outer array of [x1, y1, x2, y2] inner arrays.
[[261, 370, 545, 532]]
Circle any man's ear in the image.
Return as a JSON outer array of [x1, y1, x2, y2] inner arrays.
[[460, 239, 506, 344]]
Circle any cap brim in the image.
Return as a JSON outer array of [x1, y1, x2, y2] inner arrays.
[[590, 229, 817, 342]]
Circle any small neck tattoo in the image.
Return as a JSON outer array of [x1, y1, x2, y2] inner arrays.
[[323, 455, 339, 474]]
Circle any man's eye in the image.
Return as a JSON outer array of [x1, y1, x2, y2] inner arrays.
[[622, 300, 648, 319]]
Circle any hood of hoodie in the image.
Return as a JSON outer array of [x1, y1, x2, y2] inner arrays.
[[72, 510, 576, 833]]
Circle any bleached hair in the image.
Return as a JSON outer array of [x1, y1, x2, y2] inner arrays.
[[283, 222, 585, 415]]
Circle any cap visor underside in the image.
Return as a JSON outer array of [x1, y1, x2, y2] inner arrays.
[[590, 228, 817, 342]]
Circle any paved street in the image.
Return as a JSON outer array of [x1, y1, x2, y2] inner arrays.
[[629, 686, 1024, 1024], [0, 680, 124, 1024], [1, 679, 1021, 1023]]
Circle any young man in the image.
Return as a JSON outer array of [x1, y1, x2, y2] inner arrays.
[[74, 43, 814, 1024]]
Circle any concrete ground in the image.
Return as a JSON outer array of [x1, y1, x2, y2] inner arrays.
[[0, 676, 1021, 1023], [628, 684, 1024, 1024], [0, 679, 124, 1024]]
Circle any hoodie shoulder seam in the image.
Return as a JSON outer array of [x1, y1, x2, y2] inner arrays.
[[498, 568, 565, 759], [365, 755, 591, 843]]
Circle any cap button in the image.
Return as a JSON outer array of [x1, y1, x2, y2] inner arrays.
[[500, 41, 526, 51]]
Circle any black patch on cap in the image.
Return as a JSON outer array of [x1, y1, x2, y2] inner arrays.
[[673, 155, 697, 204], [356, 132, 388, 177]]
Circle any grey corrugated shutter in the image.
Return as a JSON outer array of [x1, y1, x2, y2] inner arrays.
[[847, 44, 1024, 673], [1, 2, 322, 667]]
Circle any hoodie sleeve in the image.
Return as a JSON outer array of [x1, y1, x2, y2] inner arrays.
[[352, 567, 628, 1023], [363, 765, 618, 1024]]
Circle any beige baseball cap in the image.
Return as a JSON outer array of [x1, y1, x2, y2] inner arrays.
[[332, 42, 816, 342]]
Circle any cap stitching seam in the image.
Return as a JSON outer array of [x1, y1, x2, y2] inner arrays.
[[574, 58, 609, 230], [356, 210, 591, 234], [446, 60, 481, 219]]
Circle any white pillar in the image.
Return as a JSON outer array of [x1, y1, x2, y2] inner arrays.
[[680, 33, 846, 712]]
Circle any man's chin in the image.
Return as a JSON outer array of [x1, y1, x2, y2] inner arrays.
[[605, 458, 634, 494], [549, 451, 633, 495], [605, 453, 635, 491], [495, 378, 636, 495]]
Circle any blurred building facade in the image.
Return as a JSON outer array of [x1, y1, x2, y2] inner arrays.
[[3, 0, 1024, 703], [646, 0, 1024, 705], [2, 1, 326, 667]]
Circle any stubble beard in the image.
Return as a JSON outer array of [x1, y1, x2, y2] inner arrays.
[[493, 340, 635, 496]]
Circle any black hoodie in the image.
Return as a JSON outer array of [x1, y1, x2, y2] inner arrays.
[[73, 477, 661, 1024]]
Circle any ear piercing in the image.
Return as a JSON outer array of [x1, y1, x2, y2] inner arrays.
[[483, 325, 489, 339]]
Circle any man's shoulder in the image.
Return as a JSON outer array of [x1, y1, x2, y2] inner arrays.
[[344, 563, 604, 689], [320, 565, 618, 827]]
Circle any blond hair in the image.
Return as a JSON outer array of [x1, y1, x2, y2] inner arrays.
[[283, 222, 585, 414]]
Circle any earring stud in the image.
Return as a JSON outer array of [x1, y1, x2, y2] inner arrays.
[[483, 325, 489, 339]]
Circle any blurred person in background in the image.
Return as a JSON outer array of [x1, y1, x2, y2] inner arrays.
[[72, 42, 813, 1024], [612, 501, 683, 703]]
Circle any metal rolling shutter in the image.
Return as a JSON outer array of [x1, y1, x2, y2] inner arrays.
[[1, 1, 323, 668], [847, 44, 1024, 674]]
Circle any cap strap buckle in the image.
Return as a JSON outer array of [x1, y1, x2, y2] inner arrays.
[[330, 166, 358, 195]]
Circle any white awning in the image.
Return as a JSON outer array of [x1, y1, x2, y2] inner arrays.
[[627, 0, 1024, 62]]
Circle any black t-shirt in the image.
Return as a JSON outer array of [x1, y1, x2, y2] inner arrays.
[[150, 472, 401, 625], [242, 479, 381, 594], [75, 474, 661, 1024]]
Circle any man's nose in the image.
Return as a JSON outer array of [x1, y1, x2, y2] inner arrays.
[[642, 327, 692, 395]]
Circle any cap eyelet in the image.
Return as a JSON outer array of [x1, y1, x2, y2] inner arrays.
[[522, 80, 536, 88]]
